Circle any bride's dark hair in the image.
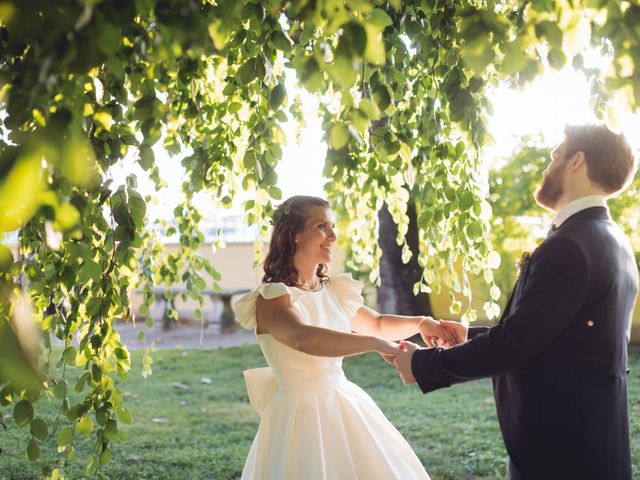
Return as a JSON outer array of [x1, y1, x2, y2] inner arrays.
[[263, 195, 331, 286]]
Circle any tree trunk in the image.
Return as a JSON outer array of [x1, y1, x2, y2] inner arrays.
[[377, 202, 433, 317]]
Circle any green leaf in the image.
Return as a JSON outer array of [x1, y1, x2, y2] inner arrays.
[[114, 224, 133, 242], [100, 449, 112, 465], [268, 185, 282, 200], [104, 419, 119, 441], [332, 49, 357, 89], [77, 415, 94, 435], [373, 85, 392, 112], [462, 37, 494, 75], [236, 57, 264, 85], [93, 111, 114, 132], [369, 9, 393, 29], [52, 380, 67, 400], [27, 440, 40, 461], [547, 48, 566, 70], [126, 174, 138, 189], [116, 406, 132, 425], [30, 418, 48, 440], [364, 23, 386, 65], [92, 364, 102, 384], [63, 346, 77, 365], [467, 222, 483, 238], [208, 19, 230, 50], [358, 99, 381, 120], [75, 372, 91, 393], [228, 102, 242, 114], [342, 21, 367, 57], [78, 259, 102, 284], [13, 400, 34, 427], [459, 191, 475, 210], [114, 347, 129, 361], [0, 148, 42, 232], [128, 191, 147, 227], [571, 54, 584, 70], [535, 21, 563, 49], [56, 203, 80, 231], [502, 39, 529, 75], [269, 84, 286, 110], [0, 243, 14, 272], [270, 30, 292, 53], [329, 124, 349, 150], [297, 57, 323, 92], [95, 407, 109, 426], [86, 458, 99, 476], [487, 251, 501, 269], [490, 285, 501, 301], [56, 427, 74, 447], [113, 203, 132, 227]]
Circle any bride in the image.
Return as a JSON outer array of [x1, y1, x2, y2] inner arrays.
[[235, 195, 455, 479]]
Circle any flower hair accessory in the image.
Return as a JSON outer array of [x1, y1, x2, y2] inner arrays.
[[270, 203, 292, 226]]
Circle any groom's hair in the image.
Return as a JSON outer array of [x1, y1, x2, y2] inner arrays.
[[563, 124, 636, 195], [263, 195, 330, 287]]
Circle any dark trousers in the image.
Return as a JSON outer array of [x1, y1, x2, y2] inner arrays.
[[506, 459, 524, 480]]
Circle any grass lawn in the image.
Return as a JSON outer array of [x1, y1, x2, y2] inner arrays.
[[1, 346, 639, 479]]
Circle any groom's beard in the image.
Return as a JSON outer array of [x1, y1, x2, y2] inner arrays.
[[535, 167, 565, 211]]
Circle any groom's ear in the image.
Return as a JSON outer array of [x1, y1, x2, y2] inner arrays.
[[567, 150, 586, 172]]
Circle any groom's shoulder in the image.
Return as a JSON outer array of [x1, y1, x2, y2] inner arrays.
[[533, 235, 588, 267], [558, 213, 629, 253]]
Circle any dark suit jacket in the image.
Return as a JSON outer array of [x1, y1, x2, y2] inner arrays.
[[412, 207, 638, 479]]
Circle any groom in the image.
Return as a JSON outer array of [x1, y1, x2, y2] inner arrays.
[[393, 124, 638, 479]]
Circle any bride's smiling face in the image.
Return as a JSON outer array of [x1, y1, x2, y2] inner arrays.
[[294, 206, 336, 264]]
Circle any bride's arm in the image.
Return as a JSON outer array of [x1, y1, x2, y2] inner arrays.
[[256, 295, 400, 357], [350, 306, 457, 346]]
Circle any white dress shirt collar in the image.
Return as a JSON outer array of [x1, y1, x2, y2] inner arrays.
[[553, 195, 607, 227]]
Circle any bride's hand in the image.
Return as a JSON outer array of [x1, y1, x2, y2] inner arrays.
[[375, 338, 402, 365], [418, 316, 458, 348], [375, 338, 402, 356]]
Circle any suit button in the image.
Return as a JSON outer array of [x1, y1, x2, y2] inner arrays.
[[587, 320, 594, 327]]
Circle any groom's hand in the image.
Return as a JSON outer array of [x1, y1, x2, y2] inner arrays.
[[394, 340, 421, 385], [380, 353, 396, 366]]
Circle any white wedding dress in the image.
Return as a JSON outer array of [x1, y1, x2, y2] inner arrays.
[[234, 273, 430, 479]]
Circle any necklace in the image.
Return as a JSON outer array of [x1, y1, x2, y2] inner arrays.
[[295, 279, 321, 291]]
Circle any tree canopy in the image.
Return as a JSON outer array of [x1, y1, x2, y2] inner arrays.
[[1, 0, 639, 475]]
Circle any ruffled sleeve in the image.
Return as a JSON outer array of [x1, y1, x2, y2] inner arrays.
[[329, 273, 365, 319], [233, 283, 305, 331]]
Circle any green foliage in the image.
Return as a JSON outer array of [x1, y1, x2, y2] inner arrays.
[[1, 0, 640, 474]]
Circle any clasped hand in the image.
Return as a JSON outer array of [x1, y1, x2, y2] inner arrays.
[[381, 319, 468, 385]]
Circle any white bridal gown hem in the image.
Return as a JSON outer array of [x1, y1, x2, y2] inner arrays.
[[234, 273, 430, 480]]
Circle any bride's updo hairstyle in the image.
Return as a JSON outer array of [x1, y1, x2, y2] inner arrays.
[[263, 195, 331, 287]]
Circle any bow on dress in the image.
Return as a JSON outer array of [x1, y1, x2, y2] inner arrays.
[[243, 367, 277, 416]]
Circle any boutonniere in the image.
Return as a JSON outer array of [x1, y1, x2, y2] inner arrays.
[[516, 250, 533, 276]]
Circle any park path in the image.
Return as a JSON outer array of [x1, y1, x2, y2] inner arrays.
[[112, 321, 257, 350]]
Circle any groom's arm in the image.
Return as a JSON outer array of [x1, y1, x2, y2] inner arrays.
[[468, 326, 488, 339], [412, 237, 589, 394]]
